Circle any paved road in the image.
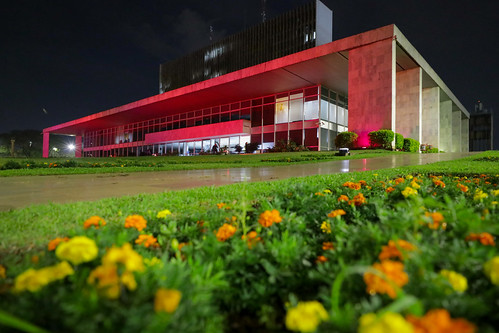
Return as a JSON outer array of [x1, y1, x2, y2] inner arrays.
[[0, 153, 474, 211]]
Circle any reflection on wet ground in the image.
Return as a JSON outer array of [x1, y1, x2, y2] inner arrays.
[[0, 153, 475, 211]]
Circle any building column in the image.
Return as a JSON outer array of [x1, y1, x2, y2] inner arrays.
[[75, 135, 82, 158], [421, 87, 440, 149], [452, 111, 461, 152], [396, 67, 422, 142], [348, 38, 396, 147], [42, 132, 50, 158], [439, 100, 452, 152], [461, 117, 469, 152]]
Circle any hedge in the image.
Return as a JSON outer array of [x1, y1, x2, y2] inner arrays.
[[334, 131, 358, 149], [368, 130, 394, 149], [403, 138, 420, 152], [395, 133, 404, 150]]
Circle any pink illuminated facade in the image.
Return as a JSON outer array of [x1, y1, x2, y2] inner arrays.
[[43, 8, 469, 157]]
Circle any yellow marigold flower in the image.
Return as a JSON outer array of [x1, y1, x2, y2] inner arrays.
[[83, 216, 106, 229], [120, 270, 137, 291], [216, 223, 237, 241], [135, 234, 160, 248], [465, 232, 495, 246], [363, 260, 409, 298], [456, 183, 469, 193], [322, 242, 334, 251], [484, 256, 499, 286], [323, 189, 332, 194], [440, 269, 468, 293], [492, 189, 499, 196], [410, 180, 420, 189], [327, 209, 346, 218], [285, 301, 328, 333], [359, 312, 413, 333], [14, 261, 74, 293], [47, 237, 69, 251], [401, 187, 418, 198], [56, 236, 98, 265], [492, 201, 498, 205], [425, 212, 446, 230], [406, 175, 413, 180], [406, 309, 476, 333], [87, 264, 120, 299], [320, 221, 331, 234], [0, 264, 5, 279], [385, 186, 395, 193], [156, 209, 172, 218], [337, 195, 349, 202], [154, 288, 182, 313], [258, 209, 282, 227], [144, 257, 163, 268], [102, 243, 144, 272], [124, 214, 147, 231], [473, 189, 488, 201], [349, 192, 366, 206], [378, 240, 417, 261]]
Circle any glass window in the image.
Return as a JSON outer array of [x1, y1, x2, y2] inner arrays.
[[220, 137, 229, 149], [289, 93, 303, 122], [329, 102, 337, 123], [275, 97, 288, 124], [320, 98, 328, 120], [344, 109, 348, 126], [304, 97, 319, 120], [337, 107, 344, 126]]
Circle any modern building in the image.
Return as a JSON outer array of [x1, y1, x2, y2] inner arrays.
[[42, 0, 469, 158], [469, 101, 493, 151]]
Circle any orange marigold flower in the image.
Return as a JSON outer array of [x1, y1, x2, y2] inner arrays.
[[322, 242, 334, 251], [258, 209, 282, 227], [363, 260, 409, 298], [359, 180, 367, 187], [349, 193, 366, 206], [242, 231, 262, 249], [314, 192, 325, 196], [83, 216, 106, 229], [327, 209, 346, 218], [337, 195, 349, 202], [378, 240, 417, 261], [135, 234, 160, 248], [216, 223, 236, 241], [216, 202, 227, 209], [316, 255, 328, 263], [406, 309, 476, 333], [465, 232, 495, 246], [385, 186, 395, 193], [457, 183, 469, 193], [47, 237, 69, 251], [124, 215, 147, 231], [433, 179, 446, 188], [394, 177, 405, 185], [425, 212, 446, 230]]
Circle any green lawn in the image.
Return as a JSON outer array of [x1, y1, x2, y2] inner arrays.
[[0, 151, 497, 332], [0, 150, 405, 176]]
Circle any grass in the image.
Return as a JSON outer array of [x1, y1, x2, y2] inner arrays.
[[0, 151, 497, 332], [0, 150, 406, 176]]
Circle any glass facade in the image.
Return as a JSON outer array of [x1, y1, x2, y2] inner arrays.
[[82, 85, 347, 157]]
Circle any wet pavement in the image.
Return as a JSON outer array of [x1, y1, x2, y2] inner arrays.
[[0, 153, 474, 211]]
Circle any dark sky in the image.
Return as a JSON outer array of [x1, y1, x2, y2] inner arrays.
[[1, 0, 498, 147]]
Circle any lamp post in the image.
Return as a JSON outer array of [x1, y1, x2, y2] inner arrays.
[[10, 138, 15, 157]]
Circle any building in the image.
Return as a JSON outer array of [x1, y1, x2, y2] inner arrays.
[[42, 0, 469, 158], [469, 101, 493, 151]]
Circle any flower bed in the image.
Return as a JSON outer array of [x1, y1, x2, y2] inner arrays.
[[0, 172, 498, 332]]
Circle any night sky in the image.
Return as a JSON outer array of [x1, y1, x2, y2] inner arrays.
[[1, 0, 498, 147]]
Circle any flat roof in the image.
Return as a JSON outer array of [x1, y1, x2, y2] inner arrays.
[[44, 24, 468, 135]]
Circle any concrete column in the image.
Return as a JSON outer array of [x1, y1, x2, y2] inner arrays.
[[42, 132, 50, 158], [439, 100, 452, 152], [348, 38, 395, 147], [396, 67, 422, 142], [452, 111, 461, 152], [75, 136, 82, 158], [461, 117, 469, 152], [422, 87, 440, 149]]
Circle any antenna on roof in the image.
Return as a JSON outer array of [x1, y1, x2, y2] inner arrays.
[[261, 0, 266, 23]]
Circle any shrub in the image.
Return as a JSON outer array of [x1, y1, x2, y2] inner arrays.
[[1, 160, 22, 170], [395, 133, 404, 150], [368, 130, 394, 149], [245, 142, 260, 154], [335, 131, 358, 149], [422, 147, 439, 154], [403, 138, 420, 152], [269, 140, 308, 153]]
